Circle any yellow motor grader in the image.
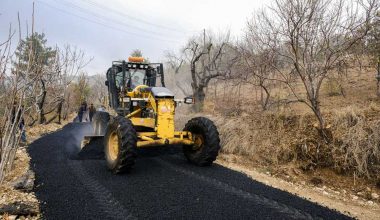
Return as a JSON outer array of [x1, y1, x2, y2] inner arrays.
[[83, 57, 220, 173]]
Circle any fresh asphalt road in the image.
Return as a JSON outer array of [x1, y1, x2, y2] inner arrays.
[[28, 122, 351, 220]]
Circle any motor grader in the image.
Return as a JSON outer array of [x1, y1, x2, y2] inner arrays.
[[84, 57, 220, 173]]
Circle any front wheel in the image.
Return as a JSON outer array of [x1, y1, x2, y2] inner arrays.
[[104, 116, 137, 173], [183, 117, 221, 166]]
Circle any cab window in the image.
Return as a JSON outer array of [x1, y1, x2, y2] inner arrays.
[[115, 71, 124, 89], [129, 69, 146, 89]]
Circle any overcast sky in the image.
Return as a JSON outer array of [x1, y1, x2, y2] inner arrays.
[[0, 0, 269, 74]]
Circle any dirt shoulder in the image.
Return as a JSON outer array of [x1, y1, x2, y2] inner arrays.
[[0, 117, 74, 220], [217, 153, 380, 220]]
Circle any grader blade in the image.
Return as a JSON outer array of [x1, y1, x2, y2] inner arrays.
[[77, 135, 104, 160]]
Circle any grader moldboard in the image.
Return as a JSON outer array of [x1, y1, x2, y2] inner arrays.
[[80, 57, 221, 173]]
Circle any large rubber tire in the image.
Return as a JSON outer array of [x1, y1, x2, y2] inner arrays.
[[183, 117, 221, 166], [92, 111, 110, 136], [104, 116, 137, 174]]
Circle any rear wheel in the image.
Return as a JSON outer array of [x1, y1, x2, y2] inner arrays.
[[92, 111, 110, 136], [104, 116, 137, 173], [183, 117, 220, 166]]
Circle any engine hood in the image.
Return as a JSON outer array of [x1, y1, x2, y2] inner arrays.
[[150, 87, 174, 98]]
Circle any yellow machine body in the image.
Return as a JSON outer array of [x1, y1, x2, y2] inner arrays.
[[124, 85, 193, 148]]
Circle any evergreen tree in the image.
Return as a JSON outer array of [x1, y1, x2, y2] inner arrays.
[[13, 33, 57, 124]]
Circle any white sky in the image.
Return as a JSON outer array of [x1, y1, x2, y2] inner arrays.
[[0, 0, 269, 74]]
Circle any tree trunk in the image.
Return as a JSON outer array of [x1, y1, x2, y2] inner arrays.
[[193, 87, 206, 112], [309, 99, 331, 142], [46, 100, 63, 124], [57, 100, 63, 124], [63, 93, 71, 120], [260, 85, 270, 111], [377, 57, 380, 97], [37, 80, 47, 124]]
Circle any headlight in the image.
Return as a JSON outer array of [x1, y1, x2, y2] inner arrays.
[[184, 96, 194, 104], [122, 97, 131, 102]]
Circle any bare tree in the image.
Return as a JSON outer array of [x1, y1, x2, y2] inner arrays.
[[248, 0, 379, 139], [366, 11, 380, 96], [74, 72, 91, 107], [15, 41, 91, 125], [164, 51, 192, 96], [48, 45, 91, 123], [89, 74, 108, 106], [0, 13, 36, 182], [0, 7, 90, 182], [238, 39, 282, 110], [182, 30, 238, 110]]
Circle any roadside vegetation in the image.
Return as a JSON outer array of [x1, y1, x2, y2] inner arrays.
[[167, 0, 380, 186], [0, 7, 94, 183]]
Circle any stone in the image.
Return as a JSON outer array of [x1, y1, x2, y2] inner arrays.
[[371, 193, 379, 200], [10, 170, 35, 192], [0, 201, 39, 215], [292, 168, 302, 176], [352, 195, 359, 200]]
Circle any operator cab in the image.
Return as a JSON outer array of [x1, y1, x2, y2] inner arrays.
[[110, 57, 164, 90], [115, 69, 145, 90], [105, 57, 165, 111]]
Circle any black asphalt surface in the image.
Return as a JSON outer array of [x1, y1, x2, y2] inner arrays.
[[28, 122, 352, 220]]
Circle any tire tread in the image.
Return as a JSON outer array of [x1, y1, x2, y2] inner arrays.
[[183, 117, 220, 166], [104, 116, 137, 174]]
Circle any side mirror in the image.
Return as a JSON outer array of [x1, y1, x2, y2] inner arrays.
[[184, 96, 194, 104], [105, 80, 109, 86]]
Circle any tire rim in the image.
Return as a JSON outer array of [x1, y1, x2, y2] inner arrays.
[[108, 131, 119, 160], [192, 134, 204, 151]]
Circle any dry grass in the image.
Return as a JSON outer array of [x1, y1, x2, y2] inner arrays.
[[324, 77, 345, 97], [196, 68, 380, 183], [204, 105, 380, 182], [330, 105, 380, 178], [214, 111, 317, 166]]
